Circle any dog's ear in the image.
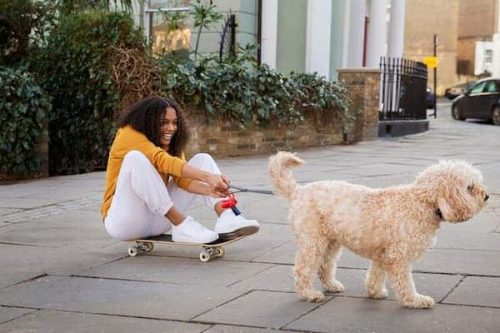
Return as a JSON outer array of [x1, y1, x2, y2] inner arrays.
[[436, 182, 470, 223], [437, 196, 453, 221]]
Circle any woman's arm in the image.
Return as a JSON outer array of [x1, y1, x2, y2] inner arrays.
[[181, 163, 230, 194], [185, 180, 228, 198]]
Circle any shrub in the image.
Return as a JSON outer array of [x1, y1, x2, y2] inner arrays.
[[157, 49, 351, 128], [32, 9, 150, 175], [0, 66, 50, 176]]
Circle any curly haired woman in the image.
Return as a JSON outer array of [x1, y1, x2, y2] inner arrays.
[[101, 96, 259, 243]]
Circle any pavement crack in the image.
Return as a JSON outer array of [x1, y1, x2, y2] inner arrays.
[[439, 275, 466, 303]]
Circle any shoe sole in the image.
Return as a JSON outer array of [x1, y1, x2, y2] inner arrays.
[[218, 226, 259, 240]]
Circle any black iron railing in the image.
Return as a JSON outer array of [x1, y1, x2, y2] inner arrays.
[[379, 57, 428, 120]]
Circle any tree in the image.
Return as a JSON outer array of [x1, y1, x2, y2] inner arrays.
[[57, 0, 140, 14]]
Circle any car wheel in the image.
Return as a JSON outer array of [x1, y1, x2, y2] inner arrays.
[[452, 105, 465, 121], [492, 106, 500, 126]]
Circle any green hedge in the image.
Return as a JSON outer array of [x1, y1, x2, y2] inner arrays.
[[32, 9, 147, 175], [157, 51, 351, 128], [0, 66, 50, 176]]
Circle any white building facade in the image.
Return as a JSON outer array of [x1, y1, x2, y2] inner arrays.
[[134, 0, 407, 80]]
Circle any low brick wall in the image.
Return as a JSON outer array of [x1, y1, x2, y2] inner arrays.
[[185, 111, 345, 158]]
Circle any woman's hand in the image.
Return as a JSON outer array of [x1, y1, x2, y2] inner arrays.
[[206, 174, 230, 195]]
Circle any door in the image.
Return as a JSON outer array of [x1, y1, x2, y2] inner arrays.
[[481, 80, 500, 119], [461, 81, 487, 119]]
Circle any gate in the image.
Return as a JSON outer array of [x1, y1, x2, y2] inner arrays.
[[379, 57, 428, 120]]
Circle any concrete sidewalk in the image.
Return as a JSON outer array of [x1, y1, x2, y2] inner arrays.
[[1, 103, 499, 332]]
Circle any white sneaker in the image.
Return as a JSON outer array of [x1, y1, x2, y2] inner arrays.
[[215, 210, 260, 239], [172, 216, 218, 243]]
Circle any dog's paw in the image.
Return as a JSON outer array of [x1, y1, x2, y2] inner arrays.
[[403, 294, 435, 309], [367, 287, 388, 299], [324, 280, 345, 293], [299, 290, 325, 303]]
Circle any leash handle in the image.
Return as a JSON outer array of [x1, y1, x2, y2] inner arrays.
[[221, 192, 241, 215]]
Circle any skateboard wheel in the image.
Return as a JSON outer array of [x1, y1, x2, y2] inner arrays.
[[199, 251, 211, 262], [214, 247, 225, 257], [128, 247, 138, 257], [143, 242, 154, 252]]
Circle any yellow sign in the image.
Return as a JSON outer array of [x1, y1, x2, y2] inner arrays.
[[423, 56, 438, 69]]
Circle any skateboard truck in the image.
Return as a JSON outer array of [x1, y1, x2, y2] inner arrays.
[[221, 192, 241, 215]]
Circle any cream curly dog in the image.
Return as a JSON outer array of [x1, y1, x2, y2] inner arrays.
[[268, 151, 488, 308]]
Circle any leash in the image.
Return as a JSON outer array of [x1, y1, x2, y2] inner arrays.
[[220, 186, 275, 216], [230, 185, 275, 195]]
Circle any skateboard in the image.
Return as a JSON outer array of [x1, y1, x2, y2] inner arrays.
[[127, 234, 249, 262]]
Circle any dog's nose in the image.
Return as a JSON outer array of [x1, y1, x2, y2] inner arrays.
[[485, 194, 489, 201]]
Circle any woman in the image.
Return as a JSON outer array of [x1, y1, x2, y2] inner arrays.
[[101, 96, 259, 243]]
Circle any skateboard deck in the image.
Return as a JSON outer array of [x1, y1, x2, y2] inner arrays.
[[127, 233, 250, 262]]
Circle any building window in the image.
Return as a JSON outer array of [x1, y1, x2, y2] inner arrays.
[[484, 49, 493, 64], [147, 0, 191, 55]]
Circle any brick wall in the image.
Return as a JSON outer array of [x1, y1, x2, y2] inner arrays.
[[183, 68, 380, 158], [184, 110, 344, 158], [337, 68, 380, 142]]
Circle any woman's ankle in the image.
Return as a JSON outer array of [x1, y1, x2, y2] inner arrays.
[[165, 206, 186, 226]]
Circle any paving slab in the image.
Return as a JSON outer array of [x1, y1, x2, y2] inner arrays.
[[0, 209, 109, 249], [0, 208, 23, 217], [0, 306, 34, 325], [253, 241, 369, 269], [231, 265, 462, 303], [443, 276, 500, 308], [0, 243, 122, 288], [433, 228, 500, 251], [77, 256, 271, 288], [0, 309, 209, 333], [414, 248, 500, 276], [0, 276, 240, 321], [204, 325, 296, 333], [285, 297, 500, 333], [194, 290, 320, 329]]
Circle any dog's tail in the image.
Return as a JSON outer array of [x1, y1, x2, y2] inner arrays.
[[268, 151, 304, 200]]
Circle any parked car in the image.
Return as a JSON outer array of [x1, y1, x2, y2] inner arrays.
[[426, 87, 436, 109], [451, 78, 500, 125], [445, 81, 476, 100]]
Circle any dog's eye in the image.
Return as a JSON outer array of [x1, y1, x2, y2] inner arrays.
[[467, 185, 474, 192]]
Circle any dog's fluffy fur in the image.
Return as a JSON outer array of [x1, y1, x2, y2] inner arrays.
[[268, 152, 488, 308]]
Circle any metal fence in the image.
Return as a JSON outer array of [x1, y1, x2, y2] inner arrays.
[[379, 57, 428, 120]]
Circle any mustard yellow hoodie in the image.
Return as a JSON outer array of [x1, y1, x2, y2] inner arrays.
[[101, 125, 192, 219]]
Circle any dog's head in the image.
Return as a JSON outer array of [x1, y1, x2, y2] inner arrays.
[[415, 160, 488, 223]]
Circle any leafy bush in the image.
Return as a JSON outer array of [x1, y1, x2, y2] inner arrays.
[[0, 67, 50, 176], [157, 48, 351, 128], [32, 9, 149, 175]]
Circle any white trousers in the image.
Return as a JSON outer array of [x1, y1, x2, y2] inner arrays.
[[104, 151, 222, 241]]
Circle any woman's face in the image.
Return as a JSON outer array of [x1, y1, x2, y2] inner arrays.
[[160, 107, 178, 149]]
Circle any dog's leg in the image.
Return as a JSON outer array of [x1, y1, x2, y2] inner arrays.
[[294, 237, 327, 302], [365, 261, 388, 299], [386, 264, 434, 308], [318, 241, 344, 293]]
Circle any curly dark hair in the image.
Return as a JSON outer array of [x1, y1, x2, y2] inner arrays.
[[117, 96, 190, 157]]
